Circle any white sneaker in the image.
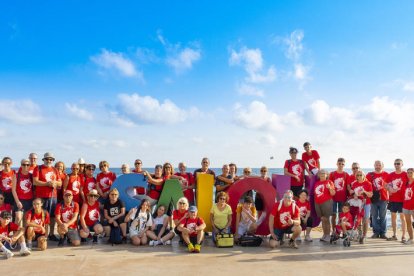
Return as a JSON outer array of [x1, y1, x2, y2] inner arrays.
[[305, 235, 313, 242], [5, 250, 14, 259], [165, 240, 171, 245], [149, 240, 155, 246], [20, 248, 31, 256], [296, 236, 302, 242], [404, 239, 413, 245]]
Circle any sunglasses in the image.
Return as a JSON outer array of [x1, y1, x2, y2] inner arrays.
[[110, 194, 118, 196], [72, 168, 80, 170], [64, 194, 73, 197], [338, 163, 345, 165], [22, 164, 30, 167], [86, 167, 95, 171], [45, 158, 54, 161], [356, 174, 363, 177], [352, 167, 359, 170], [260, 170, 267, 172], [394, 163, 401, 165], [135, 162, 142, 165]]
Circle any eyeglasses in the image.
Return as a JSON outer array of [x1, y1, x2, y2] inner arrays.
[[219, 197, 226, 200], [64, 194, 73, 197], [356, 174, 363, 177], [45, 158, 54, 161], [179, 202, 186, 205], [86, 167, 95, 171], [394, 163, 401, 165], [72, 168, 79, 170], [135, 162, 142, 165], [260, 170, 267, 173], [21, 164, 30, 167], [110, 194, 118, 196], [338, 163, 345, 165]]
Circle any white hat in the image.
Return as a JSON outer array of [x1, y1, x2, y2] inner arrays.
[[78, 158, 86, 165]]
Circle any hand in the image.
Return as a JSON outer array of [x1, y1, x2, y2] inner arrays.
[[288, 218, 293, 225], [294, 175, 300, 182], [40, 226, 46, 234], [108, 218, 113, 224], [184, 213, 189, 219], [17, 201, 23, 210], [113, 221, 119, 227], [271, 233, 277, 240], [10, 236, 18, 244]]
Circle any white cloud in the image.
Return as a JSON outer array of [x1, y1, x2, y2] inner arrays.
[[166, 47, 201, 73], [284, 29, 304, 61], [233, 101, 284, 132], [260, 134, 277, 146], [117, 93, 189, 124], [109, 111, 136, 128], [0, 99, 42, 124], [65, 103, 94, 121], [236, 83, 264, 97], [229, 47, 276, 84], [392, 79, 414, 92], [82, 139, 109, 149], [113, 140, 127, 148], [91, 49, 143, 79], [294, 63, 309, 81]]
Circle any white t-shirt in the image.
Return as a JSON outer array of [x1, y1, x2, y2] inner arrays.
[[153, 214, 167, 226], [130, 210, 153, 235]]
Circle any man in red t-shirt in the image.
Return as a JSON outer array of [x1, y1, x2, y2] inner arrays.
[[269, 190, 301, 249], [55, 190, 80, 247], [329, 157, 349, 233], [302, 142, 320, 175], [178, 205, 206, 253], [386, 159, 408, 242], [25, 198, 50, 251], [28, 153, 38, 174], [33, 152, 61, 242], [0, 211, 31, 258], [284, 147, 309, 198], [175, 162, 196, 205], [366, 160, 389, 239]]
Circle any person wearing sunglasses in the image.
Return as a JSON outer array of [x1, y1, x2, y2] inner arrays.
[[0, 211, 31, 259], [82, 164, 97, 203], [33, 152, 61, 242], [63, 163, 84, 204], [386, 159, 408, 242], [0, 157, 16, 206], [346, 162, 361, 193], [55, 190, 80, 246], [210, 191, 232, 244], [103, 188, 127, 241], [12, 159, 34, 227], [284, 147, 310, 198], [329, 158, 349, 234], [79, 189, 103, 243], [269, 190, 301, 249], [173, 197, 189, 244]]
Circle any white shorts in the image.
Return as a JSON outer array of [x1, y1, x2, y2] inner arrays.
[[129, 228, 145, 238], [238, 223, 252, 236]]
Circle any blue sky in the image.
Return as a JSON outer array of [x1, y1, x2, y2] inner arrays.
[[1, 1, 414, 168]]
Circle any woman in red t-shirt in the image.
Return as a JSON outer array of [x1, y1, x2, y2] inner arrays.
[[0, 157, 16, 206], [403, 168, 414, 245], [63, 163, 84, 204], [314, 169, 335, 242], [12, 159, 34, 226], [96, 161, 117, 202], [79, 189, 103, 243], [55, 161, 67, 203], [172, 197, 189, 242], [144, 165, 165, 207]]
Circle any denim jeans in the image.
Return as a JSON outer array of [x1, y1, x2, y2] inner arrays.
[[371, 200, 387, 235]]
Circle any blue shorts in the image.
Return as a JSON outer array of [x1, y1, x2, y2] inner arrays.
[[41, 197, 57, 218], [273, 226, 294, 241], [388, 202, 403, 213], [332, 201, 344, 213], [14, 199, 33, 212], [363, 204, 371, 219]]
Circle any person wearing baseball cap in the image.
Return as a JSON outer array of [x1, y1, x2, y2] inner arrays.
[[55, 190, 81, 247], [177, 205, 206, 253]]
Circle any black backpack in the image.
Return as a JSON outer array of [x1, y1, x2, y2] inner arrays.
[[109, 226, 122, 245], [238, 235, 263, 247]]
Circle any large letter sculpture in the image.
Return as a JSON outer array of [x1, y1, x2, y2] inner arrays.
[[112, 174, 148, 211], [196, 174, 214, 232]]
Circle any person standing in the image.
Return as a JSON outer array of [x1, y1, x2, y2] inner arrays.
[[284, 147, 309, 198], [175, 162, 196, 205], [193, 158, 216, 196], [28, 153, 38, 174], [12, 159, 34, 226], [366, 161, 389, 239], [329, 158, 349, 234], [302, 142, 320, 175], [0, 157, 16, 206]]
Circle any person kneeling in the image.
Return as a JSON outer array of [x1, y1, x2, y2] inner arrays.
[[25, 198, 50, 250], [178, 206, 206, 253], [235, 196, 258, 242], [125, 199, 153, 246], [55, 190, 81, 246], [0, 211, 31, 259], [269, 190, 301, 249], [79, 190, 104, 243]]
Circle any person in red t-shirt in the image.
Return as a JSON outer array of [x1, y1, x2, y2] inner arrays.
[[25, 198, 50, 251], [175, 162, 196, 205], [269, 190, 301, 249], [302, 142, 320, 175], [0, 157, 16, 206], [79, 189, 103, 243], [332, 202, 353, 241], [178, 205, 206, 253], [350, 171, 373, 243], [28, 153, 38, 174], [63, 163, 84, 204], [12, 159, 34, 226], [55, 161, 67, 203], [296, 189, 313, 242], [33, 152, 62, 242], [386, 158, 408, 242], [366, 160, 389, 239], [55, 190, 80, 247], [329, 157, 349, 233], [314, 169, 336, 242], [0, 191, 12, 217], [0, 211, 31, 258], [131, 159, 147, 199], [402, 168, 414, 245], [347, 162, 360, 193], [96, 160, 117, 202], [82, 164, 97, 203], [284, 147, 310, 198], [173, 197, 189, 243], [144, 165, 165, 207]]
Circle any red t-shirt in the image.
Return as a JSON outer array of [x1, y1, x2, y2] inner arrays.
[[0, 170, 15, 193], [29, 165, 37, 174], [271, 202, 300, 229], [329, 171, 349, 202], [387, 171, 408, 203], [0, 203, 12, 214], [55, 202, 79, 229], [351, 180, 373, 204], [183, 217, 204, 237], [296, 200, 311, 218], [25, 210, 50, 234], [15, 172, 34, 200], [56, 172, 67, 201], [339, 212, 354, 229], [347, 174, 356, 186], [66, 174, 84, 203], [284, 160, 305, 187], [366, 171, 389, 201], [175, 172, 195, 202], [96, 171, 116, 194], [173, 209, 188, 222], [314, 180, 334, 204], [148, 176, 164, 200], [301, 150, 320, 172], [403, 182, 414, 210], [33, 165, 60, 198], [82, 201, 100, 227], [0, 222, 19, 237], [83, 176, 97, 197]]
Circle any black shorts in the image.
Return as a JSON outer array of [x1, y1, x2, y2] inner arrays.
[[272, 226, 295, 241], [290, 186, 303, 198], [154, 224, 170, 237], [388, 202, 403, 213], [189, 235, 203, 245], [4, 192, 15, 206], [14, 199, 33, 212], [301, 217, 313, 230], [102, 216, 125, 226]]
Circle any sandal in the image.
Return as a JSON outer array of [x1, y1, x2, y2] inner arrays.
[[401, 237, 407, 243]]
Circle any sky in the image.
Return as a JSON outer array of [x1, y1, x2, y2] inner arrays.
[[1, 1, 414, 169]]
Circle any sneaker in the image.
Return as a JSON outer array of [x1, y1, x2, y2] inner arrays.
[[48, 235, 58, 242], [149, 240, 155, 246], [27, 242, 33, 250], [288, 239, 298, 249], [194, 244, 201, 253], [20, 248, 31, 256], [187, 243, 195, 253], [387, 235, 398, 241], [401, 237, 407, 243], [404, 239, 413, 245], [321, 235, 330, 242], [379, 234, 388, 239], [93, 235, 98, 243], [371, 233, 379, 239], [58, 237, 65, 247], [5, 250, 14, 259], [305, 235, 313, 242], [296, 236, 302, 242], [165, 240, 171, 245]]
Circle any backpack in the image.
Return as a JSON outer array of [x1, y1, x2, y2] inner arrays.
[[238, 235, 263, 247], [109, 226, 122, 245]]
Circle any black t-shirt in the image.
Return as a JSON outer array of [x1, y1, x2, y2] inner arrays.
[[104, 199, 125, 218]]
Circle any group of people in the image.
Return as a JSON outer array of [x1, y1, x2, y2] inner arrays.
[[1, 141, 414, 258]]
